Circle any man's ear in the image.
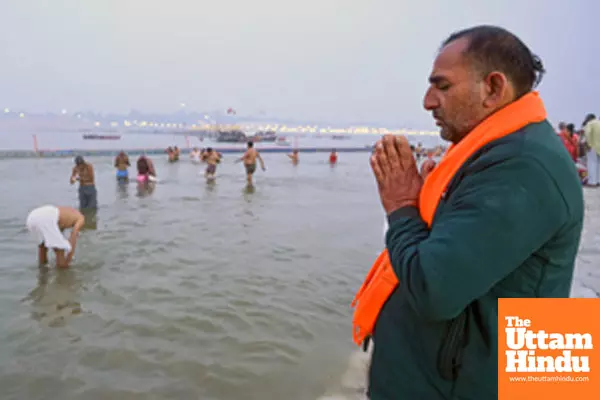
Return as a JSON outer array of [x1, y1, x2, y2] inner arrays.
[[482, 71, 509, 109]]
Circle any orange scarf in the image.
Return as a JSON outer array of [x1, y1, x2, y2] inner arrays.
[[351, 92, 547, 346]]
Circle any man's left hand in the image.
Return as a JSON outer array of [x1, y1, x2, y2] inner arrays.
[[371, 135, 423, 215]]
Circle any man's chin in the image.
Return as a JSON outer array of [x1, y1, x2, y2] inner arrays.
[[439, 128, 453, 142]]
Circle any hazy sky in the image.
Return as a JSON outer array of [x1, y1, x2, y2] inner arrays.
[[0, 0, 597, 128]]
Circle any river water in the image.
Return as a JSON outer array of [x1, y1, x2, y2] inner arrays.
[[1, 150, 598, 400], [0, 152, 387, 400]]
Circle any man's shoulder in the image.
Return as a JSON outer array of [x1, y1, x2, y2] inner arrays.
[[461, 120, 583, 217], [469, 121, 573, 172]]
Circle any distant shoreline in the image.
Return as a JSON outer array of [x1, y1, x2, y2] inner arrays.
[[0, 146, 374, 159]]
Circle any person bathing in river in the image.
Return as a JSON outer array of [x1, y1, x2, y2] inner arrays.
[[237, 141, 266, 185], [287, 149, 299, 165], [70, 156, 98, 210], [414, 142, 423, 161], [167, 146, 179, 163], [114, 151, 130, 182], [329, 149, 338, 164], [137, 154, 157, 183], [190, 147, 202, 163], [26, 205, 85, 268], [203, 148, 221, 181]]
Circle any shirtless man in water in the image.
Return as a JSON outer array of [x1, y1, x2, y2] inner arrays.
[[70, 156, 97, 210], [237, 141, 266, 185], [203, 148, 221, 181], [26, 205, 85, 268], [114, 151, 130, 181], [287, 149, 299, 165]]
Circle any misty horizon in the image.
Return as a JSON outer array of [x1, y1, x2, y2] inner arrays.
[[1, 0, 598, 130]]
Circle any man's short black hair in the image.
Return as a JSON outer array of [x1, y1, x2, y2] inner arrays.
[[247, 141, 254, 148], [442, 25, 545, 98]]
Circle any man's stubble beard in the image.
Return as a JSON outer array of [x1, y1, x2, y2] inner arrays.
[[441, 95, 486, 144]]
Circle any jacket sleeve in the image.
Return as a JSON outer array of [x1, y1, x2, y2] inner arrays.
[[385, 157, 567, 322]]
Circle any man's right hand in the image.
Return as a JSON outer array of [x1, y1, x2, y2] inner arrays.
[[66, 237, 77, 265]]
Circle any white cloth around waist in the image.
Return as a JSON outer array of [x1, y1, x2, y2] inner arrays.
[[26, 205, 72, 252]]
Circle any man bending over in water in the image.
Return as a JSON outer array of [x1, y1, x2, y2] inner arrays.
[[237, 141, 266, 185], [26, 205, 85, 268], [203, 148, 221, 181]]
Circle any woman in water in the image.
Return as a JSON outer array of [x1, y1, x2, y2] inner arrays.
[[137, 155, 157, 183]]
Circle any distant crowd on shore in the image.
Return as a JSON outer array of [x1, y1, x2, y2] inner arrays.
[[556, 113, 600, 186]]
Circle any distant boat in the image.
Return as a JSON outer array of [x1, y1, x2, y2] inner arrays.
[[216, 130, 247, 143], [331, 134, 350, 140], [251, 130, 277, 142], [83, 133, 121, 140], [276, 137, 291, 146]]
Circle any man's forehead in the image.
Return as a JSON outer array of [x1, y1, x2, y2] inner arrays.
[[429, 38, 470, 80]]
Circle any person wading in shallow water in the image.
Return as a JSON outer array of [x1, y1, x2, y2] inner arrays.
[[351, 25, 584, 400], [287, 149, 299, 165], [203, 148, 221, 182], [136, 154, 157, 182], [26, 205, 85, 268], [329, 149, 338, 164], [70, 156, 98, 210], [114, 151, 130, 182], [237, 141, 266, 186]]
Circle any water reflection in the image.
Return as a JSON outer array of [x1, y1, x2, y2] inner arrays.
[[206, 179, 217, 192], [116, 180, 129, 199], [243, 183, 255, 197], [23, 266, 83, 326], [81, 209, 98, 231], [166, 160, 180, 181], [136, 182, 156, 197]]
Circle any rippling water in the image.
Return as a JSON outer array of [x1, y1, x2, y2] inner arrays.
[[0, 153, 387, 400]]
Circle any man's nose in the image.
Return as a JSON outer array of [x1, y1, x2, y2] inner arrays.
[[423, 87, 438, 111]]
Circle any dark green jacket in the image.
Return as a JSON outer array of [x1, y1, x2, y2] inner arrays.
[[368, 121, 584, 400]]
